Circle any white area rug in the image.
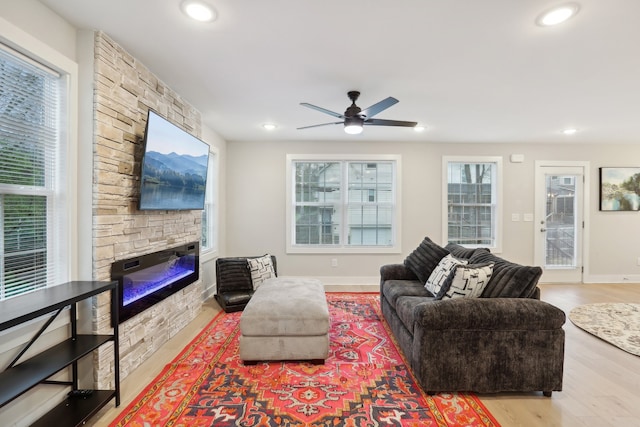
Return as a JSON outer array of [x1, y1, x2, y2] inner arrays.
[[569, 303, 640, 357]]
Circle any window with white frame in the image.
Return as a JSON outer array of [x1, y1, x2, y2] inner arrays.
[[442, 156, 502, 252], [201, 148, 218, 253], [287, 155, 401, 253], [0, 44, 69, 300]]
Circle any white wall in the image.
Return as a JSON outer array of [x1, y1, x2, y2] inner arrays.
[[0, 0, 76, 61], [226, 140, 640, 284]]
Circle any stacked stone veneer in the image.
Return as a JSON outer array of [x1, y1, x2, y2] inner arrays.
[[92, 32, 204, 388]]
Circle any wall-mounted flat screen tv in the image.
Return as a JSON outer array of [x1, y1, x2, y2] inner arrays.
[[139, 110, 210, 210]]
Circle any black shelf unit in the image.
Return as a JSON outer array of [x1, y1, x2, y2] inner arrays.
[[0, 281, 120, 426]]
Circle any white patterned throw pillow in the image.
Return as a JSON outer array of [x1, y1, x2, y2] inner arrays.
[[441, 263, 495, 299], [425, 254, 468, 297], [247, 255, 275, 290]]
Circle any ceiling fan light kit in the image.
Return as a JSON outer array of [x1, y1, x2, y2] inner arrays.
[[298, 90, 417, 135], [344, 116, 364, 134]]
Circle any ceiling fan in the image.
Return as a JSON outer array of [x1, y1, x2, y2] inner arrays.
[[298, 91, 418, 135]]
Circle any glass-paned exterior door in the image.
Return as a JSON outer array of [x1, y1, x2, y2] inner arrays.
[[535, 163, 586, 283], [544, 174, 577, 267]]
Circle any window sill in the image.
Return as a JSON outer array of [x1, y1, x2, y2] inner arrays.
[[286, 245, 401, 255]]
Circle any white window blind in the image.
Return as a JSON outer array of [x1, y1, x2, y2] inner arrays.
[[201, 150, 217, 252], [0, 44, 66, 299]]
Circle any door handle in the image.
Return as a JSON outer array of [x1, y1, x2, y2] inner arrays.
[[540, 228, 547, 232]]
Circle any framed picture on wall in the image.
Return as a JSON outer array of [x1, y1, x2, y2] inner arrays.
[[599, 167, 640, 211]]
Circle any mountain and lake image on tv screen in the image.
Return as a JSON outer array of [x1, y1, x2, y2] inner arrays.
[[139, 110, 210, 210]]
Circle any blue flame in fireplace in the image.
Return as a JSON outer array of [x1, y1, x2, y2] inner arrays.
[[122, 254, 196, 306]]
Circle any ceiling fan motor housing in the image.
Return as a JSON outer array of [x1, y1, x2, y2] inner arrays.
[[345, 116, 364, 127], [345, 91, 362, 118]]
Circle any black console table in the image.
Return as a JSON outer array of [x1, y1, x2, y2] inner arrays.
[[0, 281, 120, 426]]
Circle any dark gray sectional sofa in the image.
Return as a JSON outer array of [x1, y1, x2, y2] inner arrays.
[[380, 237, 565, 396]]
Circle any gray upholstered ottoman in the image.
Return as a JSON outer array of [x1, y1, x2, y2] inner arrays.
[[239, 277, 330, 363]]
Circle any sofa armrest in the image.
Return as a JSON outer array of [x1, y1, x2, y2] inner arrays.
[[413, 298, 565, 331], [380, 264, 418, 284], [409, 297, 565, 394]]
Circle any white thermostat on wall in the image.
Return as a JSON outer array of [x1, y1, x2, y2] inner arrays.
[[510, 154, 525, 163]]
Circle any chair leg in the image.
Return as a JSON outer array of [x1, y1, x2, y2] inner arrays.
[[543, 391, 552, 397]]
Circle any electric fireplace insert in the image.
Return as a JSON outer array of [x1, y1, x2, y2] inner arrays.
[[111, 242, 199, 324]]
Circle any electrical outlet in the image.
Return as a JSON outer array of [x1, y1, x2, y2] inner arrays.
[[331, 258, 338, 267]]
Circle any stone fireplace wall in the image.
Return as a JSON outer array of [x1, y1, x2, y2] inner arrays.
[[91, 32, 204, 387]]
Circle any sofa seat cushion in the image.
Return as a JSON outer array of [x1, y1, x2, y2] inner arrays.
[[396, 296, 435, 334], [469, 252, 542, 298], [382, 279, 431, 308], [403, 237, 450, 284]]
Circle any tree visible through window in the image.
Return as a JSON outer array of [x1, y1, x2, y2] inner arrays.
[[0, 45, 64, 299], [444, 157, 502, 250]]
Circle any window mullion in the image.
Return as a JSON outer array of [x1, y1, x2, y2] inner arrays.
[[341, 162, 348, 246]]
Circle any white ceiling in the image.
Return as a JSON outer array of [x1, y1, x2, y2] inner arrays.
[[38, 0, 640, 144]]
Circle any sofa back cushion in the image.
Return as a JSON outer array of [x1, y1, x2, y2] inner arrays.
[[444, 243, 490, 259], [469, 252, 542, 298], [404, 237, 450, 284]]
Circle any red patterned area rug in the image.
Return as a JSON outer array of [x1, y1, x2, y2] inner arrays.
[[110, 293, 500, 426]]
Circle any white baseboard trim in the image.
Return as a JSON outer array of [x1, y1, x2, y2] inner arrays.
[[281, 275, 379, 287], [202, 287, 216, 301], [583, 274, 640, 284]]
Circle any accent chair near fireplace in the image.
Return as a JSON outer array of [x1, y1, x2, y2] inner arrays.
[[215, 255, 278, 312]]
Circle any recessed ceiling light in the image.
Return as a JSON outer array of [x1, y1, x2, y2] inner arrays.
[[536, 3, 580, 27], [414, 125, 426, 132], [562, 128, 578, 135], [181, 0, 216, 22], [262, 123, 277, 131]]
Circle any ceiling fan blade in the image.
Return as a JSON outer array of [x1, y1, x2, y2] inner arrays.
[[300, 103, 344, 119], [360, 97, 399, 118], [365, 118, 418, 127], [297, 121, 343, 130]]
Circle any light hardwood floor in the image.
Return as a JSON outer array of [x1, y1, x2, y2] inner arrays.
[[88, 283, 640, 427]]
